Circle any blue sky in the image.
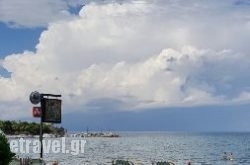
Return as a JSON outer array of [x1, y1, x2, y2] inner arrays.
[[0, 23, 43, 77], [0, 23, 42, 56], [1, 0, 250, 131]]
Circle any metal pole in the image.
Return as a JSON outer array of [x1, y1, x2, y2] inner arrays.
[[40, 98, 43, 159]]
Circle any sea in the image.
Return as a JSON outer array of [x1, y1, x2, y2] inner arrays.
[[11, 132, 250, 165]]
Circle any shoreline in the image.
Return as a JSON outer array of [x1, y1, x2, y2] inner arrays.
[[6, 132, 120, 139]]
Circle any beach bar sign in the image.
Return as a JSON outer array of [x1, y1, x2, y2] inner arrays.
[[30, 91, 62, 159], [30, 91, 62, 123]]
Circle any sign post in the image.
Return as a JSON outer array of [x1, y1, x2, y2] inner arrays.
[[40, 110, 43, 159], [30, 91, 62, 159]]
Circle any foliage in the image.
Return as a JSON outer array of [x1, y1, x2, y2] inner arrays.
[[0, 133, 15, 165], [0, 120, 65, 136]]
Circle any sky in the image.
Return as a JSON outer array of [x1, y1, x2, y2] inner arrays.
[[1, 0, 250, 132]]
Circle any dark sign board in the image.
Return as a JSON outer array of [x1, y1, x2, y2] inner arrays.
[[41, 98, 61, 123]]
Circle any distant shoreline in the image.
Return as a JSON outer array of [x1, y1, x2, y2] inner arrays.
[[6, 131, 120, 139]]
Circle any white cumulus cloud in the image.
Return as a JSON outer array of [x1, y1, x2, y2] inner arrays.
[[1, 0, 250, 119]]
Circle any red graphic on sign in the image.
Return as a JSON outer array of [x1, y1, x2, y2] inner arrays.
[[32, 107, 41, 118]]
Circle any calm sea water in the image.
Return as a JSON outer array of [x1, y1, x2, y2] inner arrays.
[[13, 132, 250, 165]]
